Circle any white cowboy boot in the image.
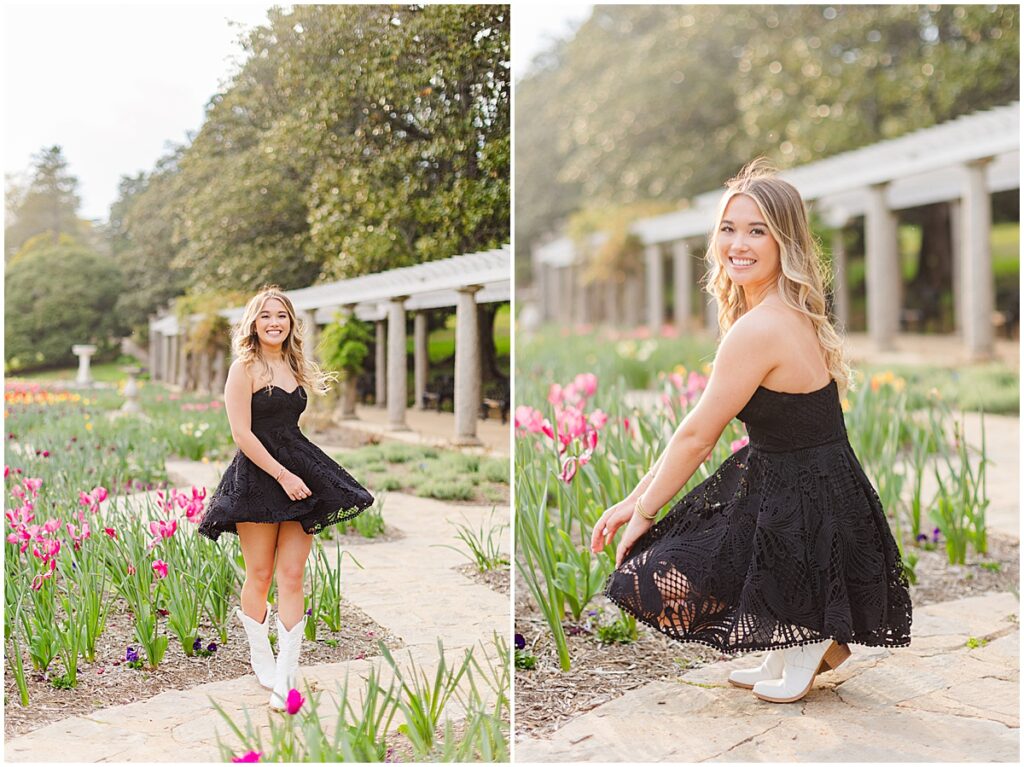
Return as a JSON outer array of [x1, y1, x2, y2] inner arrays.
[[727, 650, 784, 689], [235, 602, 275, 689], [269, 614, 307, 710], [752, 639, 851, 703]]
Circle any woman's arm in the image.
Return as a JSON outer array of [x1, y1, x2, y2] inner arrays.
[[593, 313, 781, 563]]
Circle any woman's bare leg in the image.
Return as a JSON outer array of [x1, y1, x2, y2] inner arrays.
[[237, 522, 280, 621], [274, 521, 314, 630]]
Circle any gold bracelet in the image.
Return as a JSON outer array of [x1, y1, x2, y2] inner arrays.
[[635, 495, 657, 521]]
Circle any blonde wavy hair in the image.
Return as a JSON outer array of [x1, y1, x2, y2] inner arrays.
[[703, 158, 851, 394], [232, 286, 336, 396]]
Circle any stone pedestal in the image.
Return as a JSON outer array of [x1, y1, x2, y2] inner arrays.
[[387, 297, 409, 430], [72, 344, 97, 386], [454, 286, 482, 446], [414, 312, 428, 410], [961, 159, 994, 360], [120, 366, 143, 414], [866, 182, 900, 351], [374, 320, 386, 407]]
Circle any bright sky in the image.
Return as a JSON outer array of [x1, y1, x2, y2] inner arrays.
[[4, 2, 590, 222], [512, 2, 591, 81], [4, 3, 277, 221]]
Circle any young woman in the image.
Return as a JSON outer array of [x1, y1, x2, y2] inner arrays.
[[198, 286, 374, 710], [592, 160, 912, 704]]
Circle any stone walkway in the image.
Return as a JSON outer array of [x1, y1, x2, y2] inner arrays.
[[5, 462, 509, 762], [318, 404, 510, 456], [515, 592, 1020, 762]]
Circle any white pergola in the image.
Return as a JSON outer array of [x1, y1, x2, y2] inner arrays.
[[150, 245, 510, 445], [534, 102, 1020, 358]]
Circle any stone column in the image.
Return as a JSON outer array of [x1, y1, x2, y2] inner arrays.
[[213, 350, 227, 393], [645, 243, 664, 333], [624, 274, 643, 328], [454, 285, 483, 446], [177, 324, 189, 389], [560, 266, 574, 325], [72, 345, 97, 386], [148, 327, 160, 381], [161, 333, 172, 385], [374, 319, 386, 407], [387, 297, 409, 430], [949, 199, 963, 337], [414, 312, 428, 410], [299, 310, 318, 359], [197, 352, 212, 395], [865, 182, 900, 351], [961, 158, 994, 359], [672, 240, 692, 331], [831, 227, 849, 330]]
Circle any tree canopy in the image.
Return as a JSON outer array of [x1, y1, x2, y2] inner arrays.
[[516, 4, 1019, 270], [5, 146, 84, 259], [125, 3, 510, 296]]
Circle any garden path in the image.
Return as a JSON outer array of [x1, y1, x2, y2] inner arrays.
[[5, 461, 509, 762], [515, 591, 1020, 762]]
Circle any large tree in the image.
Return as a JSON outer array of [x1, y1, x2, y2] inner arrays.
[[5, 146, 83, 259], [166, 3, 510, 292]]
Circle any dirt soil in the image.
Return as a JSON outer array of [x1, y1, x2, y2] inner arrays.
[[456, 563, 511, 596], [4, 601, 402, 740]]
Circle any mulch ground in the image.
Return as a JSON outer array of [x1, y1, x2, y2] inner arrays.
[[456, 563, 511, 596], [4, 600, 402, 740], [514, 531, 1020, 739]]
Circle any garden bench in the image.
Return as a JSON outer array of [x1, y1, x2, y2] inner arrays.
[[480, 380, 510, 423], [422, 375, 455, 412]]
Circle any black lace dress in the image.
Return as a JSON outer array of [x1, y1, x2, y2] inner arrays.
[[198, 385, 374, 541], [606, 380, 912, 653]]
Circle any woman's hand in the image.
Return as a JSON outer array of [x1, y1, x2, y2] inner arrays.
[[279, 470, 312, 501], [615, 513, 654, 568], [590, 500, 634, 554]]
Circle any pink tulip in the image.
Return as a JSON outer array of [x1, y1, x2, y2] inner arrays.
[[559, 456, 578, 484], [23, 477, 42, 494], [286, 688, 305, 715], [149, 519, 178, 541], [731, 436, 750, 453], [585, 428, 599, 452], [43, 519, 60, 533], [104, 527, 118, 539], [127, 564, 136, 575], [152, 560, 169, 579], [573, 372, 598, 398], [547, 383, 563, 407], [540, 420, 555, 441], [588, 409, 608, 430], [92, 486, 108, 503], [231, 752, 262, 763]]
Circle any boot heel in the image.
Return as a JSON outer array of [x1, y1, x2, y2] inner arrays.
[[821, 641, 850, 671]]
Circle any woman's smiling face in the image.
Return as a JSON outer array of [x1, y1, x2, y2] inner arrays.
[[717, 193, 781, 288], [254, 297, 291, 349]]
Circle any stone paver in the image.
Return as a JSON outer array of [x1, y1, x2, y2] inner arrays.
[[514, 592, 1020, 763], [6, 461, 509, 763]]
